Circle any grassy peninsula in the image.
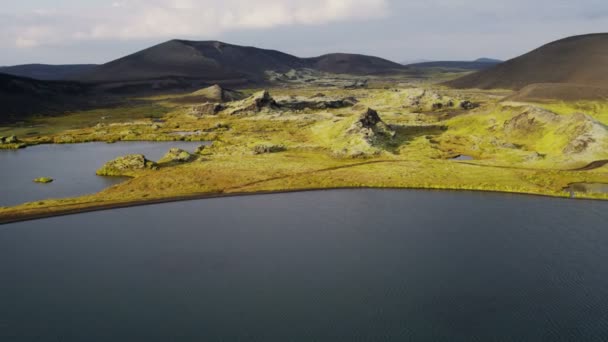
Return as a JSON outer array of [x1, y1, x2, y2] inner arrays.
[[1, 76, 607, 223]]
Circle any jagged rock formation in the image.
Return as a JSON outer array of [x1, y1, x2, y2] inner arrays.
[[347, 108, 395, 143], [190, 103, 225, 117], [405, 89, 477, 112], [0, 136, 19, 144], [189, 90, 277, 117], [158, 148, 195, 164], [344, 79, 368, 89], [252, 144, 287, 154], [190, 90, 358, 117], [276, 96, 358, 110], [230, 90, 278, 115], [96, 154, 158, 176]]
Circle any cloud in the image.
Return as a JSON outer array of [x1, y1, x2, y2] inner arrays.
[[6, 0, 388, 48]]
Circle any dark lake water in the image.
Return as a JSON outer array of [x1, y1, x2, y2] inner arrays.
[[1, 189, 607, 341], [0, 142, 203, 207]]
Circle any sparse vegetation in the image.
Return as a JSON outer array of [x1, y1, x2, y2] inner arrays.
[[1, 76, 607, 222]]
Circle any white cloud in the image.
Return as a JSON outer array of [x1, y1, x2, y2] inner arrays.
[[7, 0, 389, 48]]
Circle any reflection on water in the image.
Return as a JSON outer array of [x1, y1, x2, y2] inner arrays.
[[1, 189, 607, 341]]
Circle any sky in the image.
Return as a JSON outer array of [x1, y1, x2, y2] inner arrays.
[[1, 0, 607, 65]]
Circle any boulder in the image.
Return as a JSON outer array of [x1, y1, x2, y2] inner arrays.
[[96, 154, 157, 176], [158, 148, 195, 164]]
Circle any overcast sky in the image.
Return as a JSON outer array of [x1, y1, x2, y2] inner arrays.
[[1, 0, 607, 65]]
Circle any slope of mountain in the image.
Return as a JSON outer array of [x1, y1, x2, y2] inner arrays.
[[76, 40, 410, 85], [305, 53, 408, 75], [506, 83, 608, 102], [405, 58, 502, 71], [76, 40, 309, 84], [0, 64, 98, 80], [0, 73, 90, 122], [445, 33, 608, 90]]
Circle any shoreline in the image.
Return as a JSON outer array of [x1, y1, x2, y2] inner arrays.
[[1, 185, 605, 226]]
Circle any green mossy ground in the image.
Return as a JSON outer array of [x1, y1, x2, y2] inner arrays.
[[1, 78, 607, 221]]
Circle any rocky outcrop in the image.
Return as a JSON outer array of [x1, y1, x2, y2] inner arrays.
[[96, 154, 158, 176], [190, 103, 225, 117], [0, 135, 26, 149], [460, 100, 479, 110], [158, 148, 195, 164], [276, 96, 358, 110], [190, 91, 360, 116], [1, 135, 19, 144], [504, 107, 561, 135], [347, 108, 395, 143], [503, 107, 608, 157], [344, 79, 368, 89], [562, 113, 607, 155], [253, 144, 286, 155], [406, 89, 477, 112], [229, 90, 278, 115], [195, 144, 208, 155]]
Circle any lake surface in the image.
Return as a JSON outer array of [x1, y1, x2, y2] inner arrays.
[[1, 189, 607, 341], [0, 142, 203, 207]]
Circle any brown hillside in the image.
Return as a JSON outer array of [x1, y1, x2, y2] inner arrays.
[[445, 33, 608, 91], [507, 83, 608, 102]]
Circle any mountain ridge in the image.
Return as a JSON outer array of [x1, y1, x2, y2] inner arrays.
[[74, 40, 409, 84]]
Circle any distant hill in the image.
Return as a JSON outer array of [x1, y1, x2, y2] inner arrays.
[[445, 33, 608, 92], [75, 40, 409, 87], [76, 40, 308, 85], [306, 53, 409, 75], [0, 73, 90, 123], [0, 64, 98, 81], [405, 58, 502, 71]]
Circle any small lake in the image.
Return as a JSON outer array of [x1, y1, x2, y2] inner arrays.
[[451, 154, 474, 161], [0, 142, 203, 207], [1, 189, 607, 341]]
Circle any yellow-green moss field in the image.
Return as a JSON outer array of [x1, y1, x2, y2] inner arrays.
[[1, 85, 607, 222]]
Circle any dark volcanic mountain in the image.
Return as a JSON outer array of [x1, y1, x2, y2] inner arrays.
[[0, 64, 98, 81], [0, 73, 90, 123], [406, 58, 501, 71], [445, 34, 608, 90], [76, 40, 409, 86], [306, 53, 408, 75], [76, 40, 308, 84]]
